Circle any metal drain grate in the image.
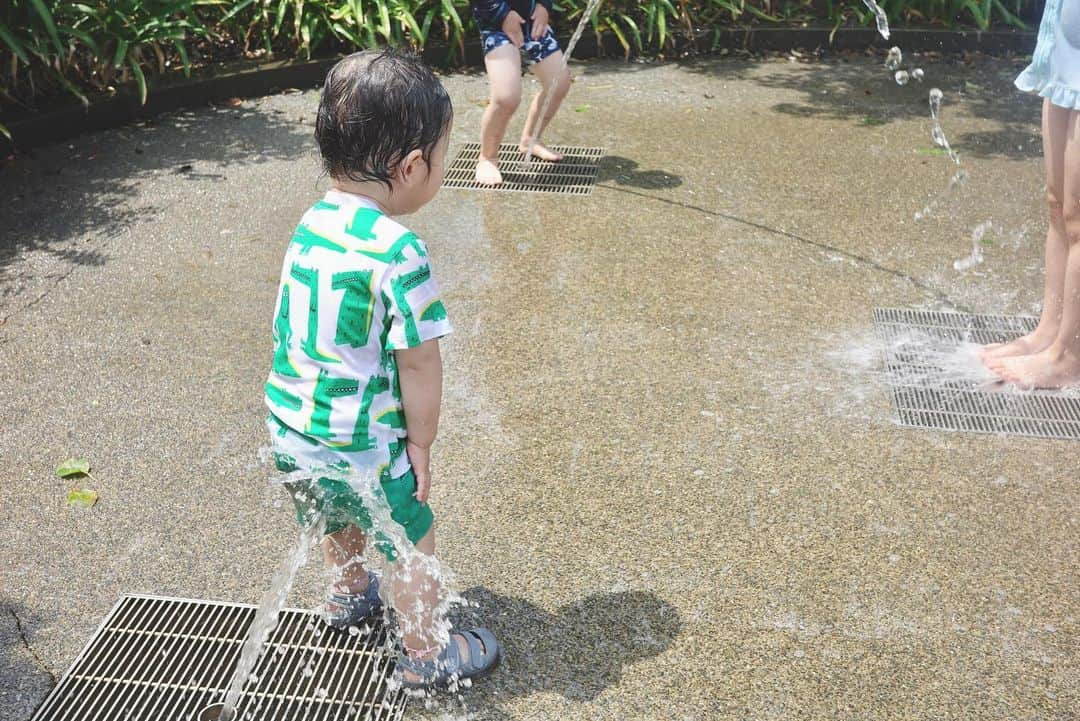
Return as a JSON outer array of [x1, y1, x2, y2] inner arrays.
[[873, 308, 1080, 440], [31, 594, 407, 721], [442, 143, 603, 195]]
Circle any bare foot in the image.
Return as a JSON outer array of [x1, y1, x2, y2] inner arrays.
[[519, 141, 563, 162], [981, 325, 1058, 364], [475, 158, 502, 185], [988, 345, 1080, 389]]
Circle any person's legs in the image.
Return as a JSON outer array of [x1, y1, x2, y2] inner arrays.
[[520, 47, 571, 161], [990, 106, 1080, 387], [322, 524, 370, 594], [390, 526, 494, 684], [477, 41, 523, 185], [983, 98, 1070, 362]]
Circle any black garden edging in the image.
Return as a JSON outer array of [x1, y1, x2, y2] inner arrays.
[[0, 25, 1036, 153]]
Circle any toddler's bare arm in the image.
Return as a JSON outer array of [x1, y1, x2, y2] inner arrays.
[[396, 338, 443, 502]]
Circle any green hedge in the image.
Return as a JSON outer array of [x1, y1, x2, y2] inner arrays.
[[0, 0, 1042, 133]]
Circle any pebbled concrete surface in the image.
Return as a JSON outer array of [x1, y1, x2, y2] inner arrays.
[[1, 54, 1076, 721]]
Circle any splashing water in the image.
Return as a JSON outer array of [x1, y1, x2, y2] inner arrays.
[[953, 221, 994, 271], [912, 68, 924, 82], [914, 169, 969, 222], [894, 70, 910, 86], [862, 0, 891, 39], [270, 465, 465, 695], [219, 516, 326, 721], [216, 462, 467, 720], [928, 88, 960, 164], [523, 0, 605, 166], [828, 328, 997, 398], [885, 46, 902, 71]]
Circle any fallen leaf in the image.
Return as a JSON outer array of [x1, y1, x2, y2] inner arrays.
[[224, 97, 243, 107], [574, 105, 590, 113], [67, 488, 99, 508], [56, 459, 90, 478]]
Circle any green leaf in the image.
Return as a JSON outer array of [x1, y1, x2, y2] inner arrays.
[[67, 488, 99, 508], [0, 21, 31, 65], [174, 40, 191, 77], [574, 104, 590, 112], [129, 58, 147, 105], [113, 39, 129, 68], [57, 26, 101, 56], [53, 70, 90, 108], [221, 0, 257, 22], [56, 459, 91, 478], [0, 123, 11, 143], [28, 0, 64, 56]]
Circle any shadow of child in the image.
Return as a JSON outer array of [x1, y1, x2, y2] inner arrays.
[[448, 586, 681, 716]]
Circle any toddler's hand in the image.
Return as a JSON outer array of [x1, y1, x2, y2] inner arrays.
[[502, 10, 526, 48], [530, 5, 549, 40], [407, 439, 432, 503]]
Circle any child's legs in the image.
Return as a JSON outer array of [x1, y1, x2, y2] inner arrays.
[[989, 106, 1080, 386], [387, 525, 443, 655], [385, 526, 479, 675], [1051, 108, 1080, 352], [480, 43, 523, 161], [322, 524, 370, 593], [984, 98, 1070, 359], [1033, 100, 1071, 337], [521, 49, 571, 146]]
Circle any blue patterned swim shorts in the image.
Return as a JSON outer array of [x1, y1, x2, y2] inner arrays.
[[481, 27, 560, 65]]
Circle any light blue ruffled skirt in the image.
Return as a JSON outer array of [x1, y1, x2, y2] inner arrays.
[[1015, 0, 1080, 110]]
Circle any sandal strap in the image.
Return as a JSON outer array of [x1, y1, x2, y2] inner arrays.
[[398, 634, 463, 677], [460, 628, 498, 673]]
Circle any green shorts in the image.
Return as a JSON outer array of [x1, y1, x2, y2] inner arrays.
[[278, 457, 434, 561]]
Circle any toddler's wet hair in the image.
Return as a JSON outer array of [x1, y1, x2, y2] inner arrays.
[[315, 48, 452, 187]]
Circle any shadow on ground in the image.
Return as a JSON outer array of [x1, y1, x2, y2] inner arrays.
[[449, 587, 681, 719], [597, 155, 683, 189], [0, 101, 314, 305], [676, 55, 1042, 160]]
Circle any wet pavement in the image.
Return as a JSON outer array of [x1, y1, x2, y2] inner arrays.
[[1, 54, 1076, 720]]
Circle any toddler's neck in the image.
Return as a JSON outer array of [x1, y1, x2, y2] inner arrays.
[[330, 178, 394, 215]]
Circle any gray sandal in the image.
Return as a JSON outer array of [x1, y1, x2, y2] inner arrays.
[[396, 628, 500, 691], [321, 572, 383, 630]]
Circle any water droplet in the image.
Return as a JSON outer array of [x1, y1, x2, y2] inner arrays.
[[302, 666, 314, 678], [885, 46, 902, 71], [315, 688, 328, 699], [912, 68, 924, 82], [894, 70, 910, 86], [863, 0, 891, 39]]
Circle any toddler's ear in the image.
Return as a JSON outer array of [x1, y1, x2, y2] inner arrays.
[[401, 148, 426, 183]]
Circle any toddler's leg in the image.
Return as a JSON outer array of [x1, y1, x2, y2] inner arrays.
[[990, 106, 1080, 388], [520, 49, 571, 161], [323, 524, 370, 593], [388, 527, 441, 653], [983, 98, 1070, 363], [388, 526, 489, 683], [477, 43, 523, 185]]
